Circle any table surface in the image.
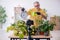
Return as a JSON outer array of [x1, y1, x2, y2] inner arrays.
[[9, 35, 52, 38]]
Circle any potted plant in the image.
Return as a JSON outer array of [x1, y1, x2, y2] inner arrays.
[[38, 20, 55, 36], [0, 6, 7, 29], [7, 20, 27, 38], [30, 26, 36, 35], [38, 20, 44, 35]]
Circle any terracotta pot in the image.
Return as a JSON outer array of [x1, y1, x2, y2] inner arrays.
[[40, 32, 44, 35]]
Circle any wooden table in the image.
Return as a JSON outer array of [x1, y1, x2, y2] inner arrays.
[[9, 35, 52, 40]]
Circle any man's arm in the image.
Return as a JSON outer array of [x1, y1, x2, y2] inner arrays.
[[41, 10, 47, 19], [41, 13, 47, 19], [27, 9, 32, 15]]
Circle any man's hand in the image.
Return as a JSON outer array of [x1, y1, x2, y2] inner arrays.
[[35, 12, 47, 19], [35, 12, 41, 15]]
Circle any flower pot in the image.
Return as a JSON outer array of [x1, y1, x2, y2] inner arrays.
[[40, 32, 44, 35], [44, 31, 49, 36]]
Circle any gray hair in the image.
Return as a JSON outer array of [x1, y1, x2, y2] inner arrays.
[[34, 1, 40, 4]]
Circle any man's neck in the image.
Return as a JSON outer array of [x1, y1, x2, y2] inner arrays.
[[35, 7, 40, 11]]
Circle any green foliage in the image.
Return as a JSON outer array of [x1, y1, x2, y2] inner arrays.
[[19, 33, 24, 38], [0, 6, 7, 23], [7, 19, 55, 37], [38, 20, 55, 32], [7, 20, 27, 38], [30, 26, 36, 35]]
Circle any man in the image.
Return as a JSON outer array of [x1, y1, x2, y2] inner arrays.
[[28, 1, 47, 28]]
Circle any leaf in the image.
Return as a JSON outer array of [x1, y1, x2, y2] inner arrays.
[[31, 12, 37, 16], [0, 6, 5, 13], [19, 33, 24, 38], [0, 6, 7, 23]]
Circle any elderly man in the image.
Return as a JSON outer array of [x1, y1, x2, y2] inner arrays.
[[28, 1, 47, 28]]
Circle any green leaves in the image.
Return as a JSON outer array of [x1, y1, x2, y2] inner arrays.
[[39, 20, 55, 32], [0, 6, 5, 13], [6, 26, 15, 32], [19, 33, 24, 38], [7, 20, 27, 38], [31, 12, 37, 16], [0, 6, 7, 23]]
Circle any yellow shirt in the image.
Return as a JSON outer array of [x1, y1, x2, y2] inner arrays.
[[28, 8, 46, 28]]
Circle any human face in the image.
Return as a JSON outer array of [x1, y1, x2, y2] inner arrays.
[[34, 2, 40, 9]]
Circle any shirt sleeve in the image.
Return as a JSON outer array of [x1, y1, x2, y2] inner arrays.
[[27, 9, 32, 15], [41, 9, 47, 17]]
